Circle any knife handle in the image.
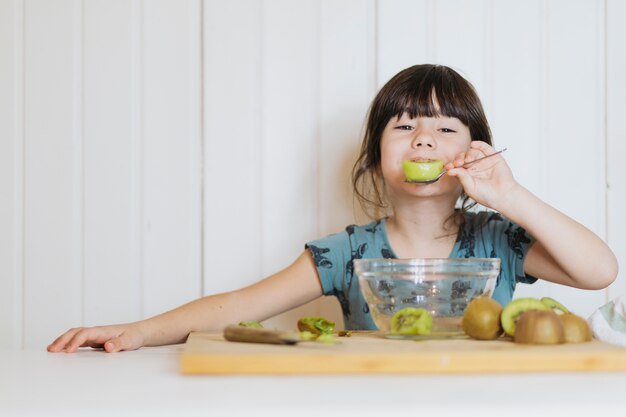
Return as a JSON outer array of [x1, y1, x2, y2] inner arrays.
[[223, 325, 300, 345]]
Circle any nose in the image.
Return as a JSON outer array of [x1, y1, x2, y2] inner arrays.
[[411, 133, 436, 149]]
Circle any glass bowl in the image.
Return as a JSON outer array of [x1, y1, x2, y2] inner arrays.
[[355, 258, 500, 338]]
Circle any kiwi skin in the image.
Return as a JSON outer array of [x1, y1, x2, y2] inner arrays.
[[514, 310, 565, 344], [559, 313, 592, 343], [462, 298, 503, 340], [501, 298, 550, 337]]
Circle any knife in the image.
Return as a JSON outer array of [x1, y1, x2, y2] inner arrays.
[[223, 325, 302, 345]]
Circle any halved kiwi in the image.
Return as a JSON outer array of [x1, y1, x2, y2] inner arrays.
[[402, 159, 444, 182], [391, 307, 433, 335], [540, 297, 569, 315], [501, 298, 550, 336], [559, 313, 592, 343]]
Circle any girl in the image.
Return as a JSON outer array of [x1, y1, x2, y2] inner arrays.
[[48, 64, 618, 352]]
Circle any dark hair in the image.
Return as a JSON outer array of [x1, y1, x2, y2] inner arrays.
[[352, 64, 493, 219]]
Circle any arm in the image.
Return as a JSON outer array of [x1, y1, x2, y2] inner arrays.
[[48, 250, 323, 352], [447, 141, 618, 290]]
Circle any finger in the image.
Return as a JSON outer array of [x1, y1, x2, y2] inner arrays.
[[446, 166, 474, 190], [47, 328, 84, 352], [64, 328, 96, 353], [470, 140, 495, 154], [451, 151, 468, 168], [65, 327, 118, 353], [104, 332, 138, 353], [464, 148, 485, 166]]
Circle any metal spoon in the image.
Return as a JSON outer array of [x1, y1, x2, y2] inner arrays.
[[404, 148, 508, 185]]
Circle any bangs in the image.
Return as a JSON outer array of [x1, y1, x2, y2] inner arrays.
[[385, 66, 476, 125]]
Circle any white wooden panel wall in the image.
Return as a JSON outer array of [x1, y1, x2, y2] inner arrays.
[[0, 0, 23, 348], [607, 0, 626, 300], [0, 0, 201, 348], [1, 0, 624, 348]]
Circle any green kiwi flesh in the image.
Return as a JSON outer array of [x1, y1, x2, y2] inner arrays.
[[391, 307, 433, 335], [402, 159, 444, 182], [540, 297, 569, 314], [501, 298, 550, 336]]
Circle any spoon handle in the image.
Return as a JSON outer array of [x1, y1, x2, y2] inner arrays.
[[461, 148, 507, 169]]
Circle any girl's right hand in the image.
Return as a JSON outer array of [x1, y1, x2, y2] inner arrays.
[[47, 323, 146, 353]]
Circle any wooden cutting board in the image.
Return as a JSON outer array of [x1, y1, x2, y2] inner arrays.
[[180, 331, 626, 375]]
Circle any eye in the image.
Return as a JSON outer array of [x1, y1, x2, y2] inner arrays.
[[396, 125, 414, 131], [439, 128, 457, 133]]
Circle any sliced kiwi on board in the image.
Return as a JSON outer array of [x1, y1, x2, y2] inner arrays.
[[501, 298, 550, 337], [540, 297, 569, 314]]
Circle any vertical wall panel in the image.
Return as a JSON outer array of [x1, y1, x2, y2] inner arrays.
[[377, 0, 431, 86], [607, 0, 626, 300], [433, 0, 489, 100], [142, 0, 202, 317], [0, 0, 23, 348], [490, 0, 556, 301], [313, 0, 377, 327], [203, 0, 263, 295], [491, 0, 543, 195], [83, 0, 141, 325], [22, 0, 82, 347], [536, 0, 605, 316], [259, 0, 321, 328]]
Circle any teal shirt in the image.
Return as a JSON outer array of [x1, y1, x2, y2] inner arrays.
[[306, 211, 537, 330]]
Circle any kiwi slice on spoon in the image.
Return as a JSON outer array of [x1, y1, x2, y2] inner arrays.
[[402, 159, 444, 182]]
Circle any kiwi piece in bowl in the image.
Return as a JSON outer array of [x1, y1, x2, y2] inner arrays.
[[391, 307, 433, 336]]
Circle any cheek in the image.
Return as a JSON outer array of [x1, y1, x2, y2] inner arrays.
[[379, 144, 403, 178]]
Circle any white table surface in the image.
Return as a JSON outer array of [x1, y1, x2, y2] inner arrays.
[[2, 344, 626, 417]]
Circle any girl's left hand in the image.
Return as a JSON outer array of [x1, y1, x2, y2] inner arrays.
[[445, 141, 519, 211]]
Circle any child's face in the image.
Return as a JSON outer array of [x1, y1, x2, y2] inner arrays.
[[379, 112, 471, 196]]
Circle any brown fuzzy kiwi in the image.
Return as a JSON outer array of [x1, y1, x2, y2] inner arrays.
[[559, 313, 592, 343], [514, 310, 565, 344], [462, 298, 503, 340]]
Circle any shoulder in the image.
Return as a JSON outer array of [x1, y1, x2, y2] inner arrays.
[[306, 220, 390, 265]]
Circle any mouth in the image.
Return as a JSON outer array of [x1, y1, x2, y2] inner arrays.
[[402, 159, 445, 182]]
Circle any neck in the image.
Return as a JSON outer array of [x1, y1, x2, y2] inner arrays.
[[385, 194, 460, 258]]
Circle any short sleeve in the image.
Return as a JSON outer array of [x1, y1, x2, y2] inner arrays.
[[305, 231, 352, 296]]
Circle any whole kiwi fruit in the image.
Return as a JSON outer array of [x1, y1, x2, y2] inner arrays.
[[501, 298, 550, 336], [514, 310, 565, 344], [462, 297, 503, 340], [559, 313, 592, 343]]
